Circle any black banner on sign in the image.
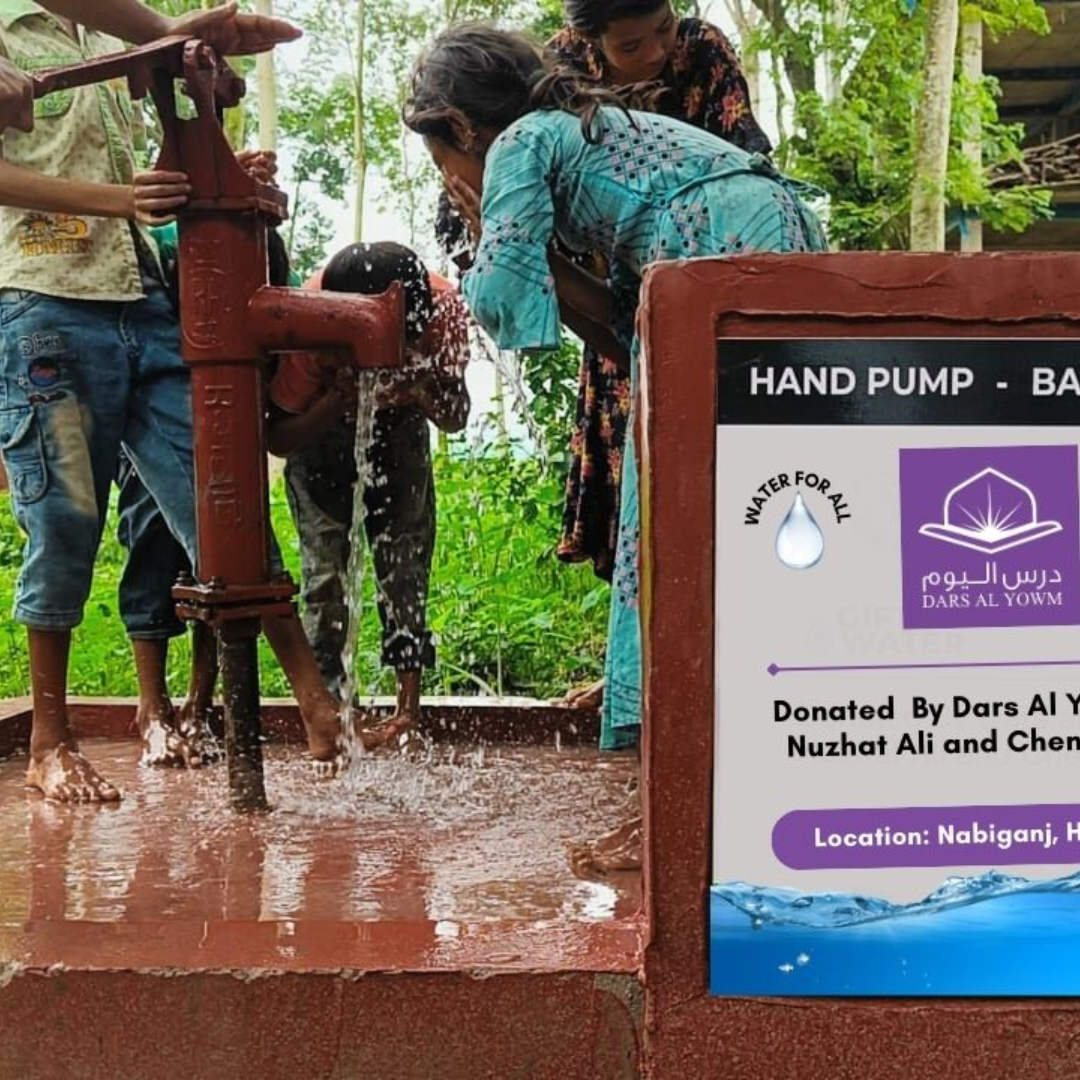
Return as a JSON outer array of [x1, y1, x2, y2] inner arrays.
[[717, 339, 1080, 426]]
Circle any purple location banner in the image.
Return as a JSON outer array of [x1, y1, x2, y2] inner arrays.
[[773, 803, 1080, 869]]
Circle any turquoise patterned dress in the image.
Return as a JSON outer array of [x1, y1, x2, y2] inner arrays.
[[463, 106, 826, 750]]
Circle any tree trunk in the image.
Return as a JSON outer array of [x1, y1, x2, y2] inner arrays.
[[254, 0, 278, 151], [722, 0, 763, 116], [909, 0, 959, 251], [823, 0, 848, 105], [352, 0, 367, 243], [958, 14, 983, 252], [745, 0, 816, 97], [397, 86, 418, 248], [769, 49, 788, 164]]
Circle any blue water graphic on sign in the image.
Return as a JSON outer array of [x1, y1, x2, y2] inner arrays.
[[711, 870, 1080, 995]]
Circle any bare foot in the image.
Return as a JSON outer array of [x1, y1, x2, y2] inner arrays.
[[554, 677, 605, 711], [309, 702, 367, 778], [393, 727, 428, 759], [568, 815, 642, 879], [176, 697, 221, 764], [312, 746, 348, 780], [357, 710, 416, 753], [302, 698, 342, 764], [26, 745, 122, 803], [309, 708, 419, 777], [137, 699, 208, 769]]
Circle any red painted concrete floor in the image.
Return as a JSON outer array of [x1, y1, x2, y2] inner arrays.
[[0, 733, 643, 974]]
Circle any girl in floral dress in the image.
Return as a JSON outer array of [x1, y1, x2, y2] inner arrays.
[[546, 0, 770, 722], [547, 0, 770, 559]]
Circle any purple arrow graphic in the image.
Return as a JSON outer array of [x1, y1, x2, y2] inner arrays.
[[768, 659, 1080, 676]]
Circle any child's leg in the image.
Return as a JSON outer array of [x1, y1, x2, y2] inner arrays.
[[571, 383, 643, 874], [395, 669, 421, 725], [555, 678, 605, 710], [280, 439, 416, 758], [177, 621, 219, 748], [262, 606, 406, 757], [23, 628, 120, 801], [362, 407, 435, 742], [385, 668, 424, 754], [569, 813, 643, 877], [282, 449, 352, 696], [115, 284, 221, 758], [0, 292, 131, 802], [601, 430, 642, 751], [116, 452, 211, 767], [261, 609, 342, 761], [117, 283, 198, 598], [129, 638, 202, 767]]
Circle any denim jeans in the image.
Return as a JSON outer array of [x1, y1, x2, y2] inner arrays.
[[0, 284, 197, 630], [115, 451, 189, 639], [115, 448, 287, 640]]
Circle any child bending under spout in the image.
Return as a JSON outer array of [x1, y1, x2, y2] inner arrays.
[[267, 242, 470, 747]]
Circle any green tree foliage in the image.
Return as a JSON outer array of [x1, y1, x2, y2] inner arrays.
[[276, 0, 528, 256], [742, 0, 1052, 248], [49, 0, 1061, 707]]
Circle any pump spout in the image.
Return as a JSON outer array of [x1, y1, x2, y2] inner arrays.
[[246, 283, 405, 369]]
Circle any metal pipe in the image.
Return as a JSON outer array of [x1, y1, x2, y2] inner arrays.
[[246, 284, 404, 368], [218, 620, 269, 813]]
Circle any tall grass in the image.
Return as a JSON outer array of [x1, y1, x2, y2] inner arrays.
[[0, 444, 608, 701]]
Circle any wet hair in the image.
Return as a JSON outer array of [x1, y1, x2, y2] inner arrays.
[[404, 23, 658, 146], [267, 227, 291, 288], [564, 0, 670, 38], [321, 241, 434, 345]]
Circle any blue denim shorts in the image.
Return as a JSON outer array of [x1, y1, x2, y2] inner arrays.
[[0, 285, 197, 631], [115, 448, 287, 640], [116, 450, 189, 639]]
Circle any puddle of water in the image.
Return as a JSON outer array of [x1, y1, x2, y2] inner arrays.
[[0, 739, 640, 927]]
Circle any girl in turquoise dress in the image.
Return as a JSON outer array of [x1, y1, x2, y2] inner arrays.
[[406, 23, 825, 870]]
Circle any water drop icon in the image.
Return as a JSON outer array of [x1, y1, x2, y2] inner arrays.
[[775, 491, 824, 569]]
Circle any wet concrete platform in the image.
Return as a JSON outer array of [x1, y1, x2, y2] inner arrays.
[[0, 698, 645, 1080]]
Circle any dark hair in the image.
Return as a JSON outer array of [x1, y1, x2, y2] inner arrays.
[[322, 241, 434, 345], [564, 0, 669, 38], [434, 189, 468, 258], [267, 227, 291, 288], [404, 23, 650, 146]]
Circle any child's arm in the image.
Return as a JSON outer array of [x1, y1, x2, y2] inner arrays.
[[35, 1, 300, 53], [0, 158, 189, 223], [400, 371, 469, 434], [266, 366, 355, 457], [402, 287, 471, 432], [547, 248, 630, 372]]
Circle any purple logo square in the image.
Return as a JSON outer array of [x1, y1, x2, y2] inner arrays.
[[899, 445, 1080, 629]]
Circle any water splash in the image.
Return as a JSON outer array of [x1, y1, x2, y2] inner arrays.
[[476, 337, 547, 457], [338, 370, 380, 782], [775, 491, 825, 570]]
